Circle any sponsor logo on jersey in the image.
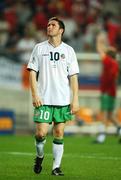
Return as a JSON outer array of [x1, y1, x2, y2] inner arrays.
[[42, 54, 49, 56]]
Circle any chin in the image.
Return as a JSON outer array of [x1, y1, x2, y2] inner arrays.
[[47, 33, 51, 36]]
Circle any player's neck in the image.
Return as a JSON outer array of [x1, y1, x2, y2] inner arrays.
[[48, 37, 62, 47]]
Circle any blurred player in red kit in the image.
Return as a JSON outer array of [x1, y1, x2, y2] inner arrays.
[[94, 33, 121, 143]]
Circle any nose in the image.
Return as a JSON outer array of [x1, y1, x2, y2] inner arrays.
[[47, 26, 51, 31], [48, 25, 52, 29]]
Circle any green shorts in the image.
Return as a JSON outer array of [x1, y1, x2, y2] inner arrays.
[[100, 94, 116, 111], [33, 105, 73, 123]]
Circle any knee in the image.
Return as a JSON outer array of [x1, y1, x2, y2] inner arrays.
[[53, 128, 64, 138], [35, 129, 47, 139]]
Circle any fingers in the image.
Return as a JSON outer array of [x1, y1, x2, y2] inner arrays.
[[71, 109, 77, 114], [33, 100, 42, 107], [71, 106, 80, 114]]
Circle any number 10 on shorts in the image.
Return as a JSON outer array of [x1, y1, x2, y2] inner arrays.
[[40, 110, 50, 120]]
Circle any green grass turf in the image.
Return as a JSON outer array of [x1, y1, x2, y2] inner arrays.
[[0, 135, 121, 180]]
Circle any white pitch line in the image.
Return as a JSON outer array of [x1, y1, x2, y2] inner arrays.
[[1, 151, 121, 161], [7, 152, 34, 156]]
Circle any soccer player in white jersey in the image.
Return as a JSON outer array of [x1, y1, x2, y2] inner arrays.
[[27, 17, 79, 176]]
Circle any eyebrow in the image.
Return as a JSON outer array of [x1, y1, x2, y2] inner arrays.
[[48, 23, 55, 26], [48, 20, 58, 25]]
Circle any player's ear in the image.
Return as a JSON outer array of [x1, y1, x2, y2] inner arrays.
[[60, 28, 64, 35]]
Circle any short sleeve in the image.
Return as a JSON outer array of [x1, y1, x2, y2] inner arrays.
[[27, 45, 39, 72], [68, 48, 79, 76]]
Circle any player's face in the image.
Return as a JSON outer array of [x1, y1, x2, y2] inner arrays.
[[47, 20, 62, 37]]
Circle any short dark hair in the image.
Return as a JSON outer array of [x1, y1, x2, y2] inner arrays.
[[48, 17, 65, 35]]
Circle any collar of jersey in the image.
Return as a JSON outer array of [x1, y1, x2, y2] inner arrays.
[[48, 40, 63, 48]]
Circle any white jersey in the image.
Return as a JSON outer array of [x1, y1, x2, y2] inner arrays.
[[27, 40, 79, 105]]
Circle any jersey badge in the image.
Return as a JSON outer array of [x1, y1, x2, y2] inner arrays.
[[61, 54, 65, 60]]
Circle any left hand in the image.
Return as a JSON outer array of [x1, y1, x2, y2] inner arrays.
[[71, 101, 80, 114]]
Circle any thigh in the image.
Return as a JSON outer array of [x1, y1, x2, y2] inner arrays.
[[35, 122, 49, 136]]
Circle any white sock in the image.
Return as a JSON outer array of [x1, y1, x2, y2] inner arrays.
[[97, 123, 106, 143], [52, 143, 64, 170], [97, 134, 106, 143], [35, 139, 46, 158]]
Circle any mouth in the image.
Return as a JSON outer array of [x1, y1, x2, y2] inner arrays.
[[47, 30, 53, 35]]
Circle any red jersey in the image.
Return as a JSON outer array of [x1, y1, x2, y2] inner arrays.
[[100, 55, 119, 97]]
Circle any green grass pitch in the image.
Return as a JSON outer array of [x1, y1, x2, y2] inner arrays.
[[0, 135, 121, 180]]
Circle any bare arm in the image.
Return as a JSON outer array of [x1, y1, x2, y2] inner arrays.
[[29, 70, 43, 107], [96, 32, 107, 59], [70, 74, 79, 114]]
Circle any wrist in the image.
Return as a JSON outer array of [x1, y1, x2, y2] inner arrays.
[[32, 93, 38, 98]]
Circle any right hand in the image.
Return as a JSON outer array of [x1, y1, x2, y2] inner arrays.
[[32, 95, 43, 107]]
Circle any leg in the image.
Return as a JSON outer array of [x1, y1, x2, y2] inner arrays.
[[107, 111, 121, 141], [106, 95, 121, 136], [95, 111, 107, 143], [35, 122, 49, 157], [108, 111, 121, 127], [52, 122, 65, 176], [95, 94, 112, 143], [34, 123, 49, 174]]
